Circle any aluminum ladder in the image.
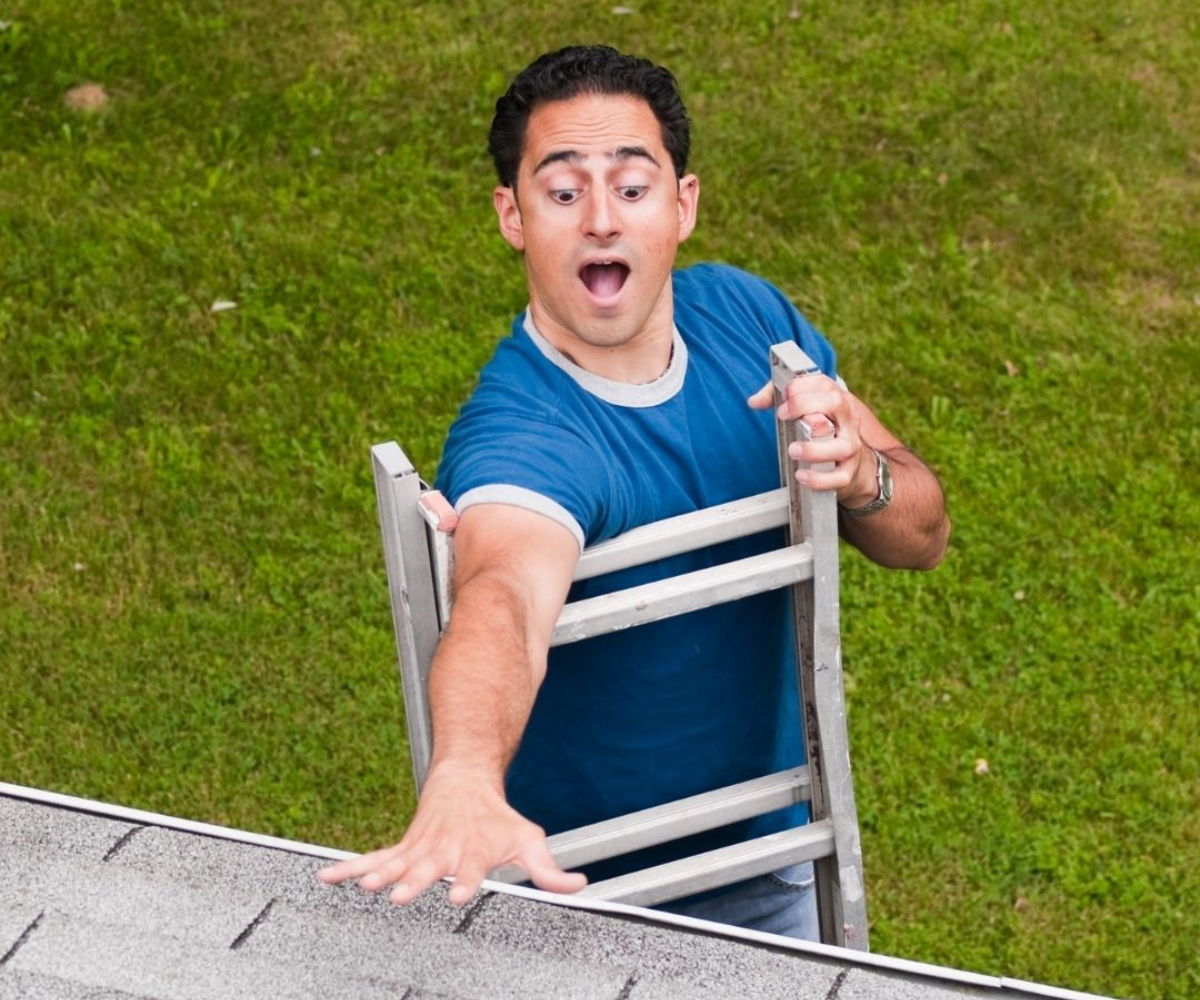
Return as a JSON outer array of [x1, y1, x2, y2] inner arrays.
[[371, 341, 869, 949]]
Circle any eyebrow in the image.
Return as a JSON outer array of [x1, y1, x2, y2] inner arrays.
[[532, 145, 662, 174]]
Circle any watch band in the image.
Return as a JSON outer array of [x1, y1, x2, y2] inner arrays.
[[840, 448, 893, 519]]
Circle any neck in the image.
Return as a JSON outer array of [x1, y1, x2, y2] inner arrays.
[[543, 327, 675, 384], [526, 288, 676, 385]]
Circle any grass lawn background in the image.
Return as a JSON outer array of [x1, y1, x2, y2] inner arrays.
[[1, 2, 1196, 997]]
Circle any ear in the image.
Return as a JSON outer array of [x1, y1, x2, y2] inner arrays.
[[494, 186, 524, 251], [676, 174, 700, 242]]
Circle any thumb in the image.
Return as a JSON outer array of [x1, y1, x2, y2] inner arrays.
[[747, 381, 775, 410], [518, 841, 588, 896]]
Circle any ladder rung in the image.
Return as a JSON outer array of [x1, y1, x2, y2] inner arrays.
[[574, 488, 789, 582], [486, 768, 812, 884], [552, 544, 813, 646], [577, 820, 836, 908]]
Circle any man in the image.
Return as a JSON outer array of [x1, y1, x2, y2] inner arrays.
[[321, 45, 949, 939]]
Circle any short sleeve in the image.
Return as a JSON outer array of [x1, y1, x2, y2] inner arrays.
[[436, 406, 606, 552]]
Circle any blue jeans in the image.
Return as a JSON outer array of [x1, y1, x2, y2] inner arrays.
[[655, 861, 819, 941]]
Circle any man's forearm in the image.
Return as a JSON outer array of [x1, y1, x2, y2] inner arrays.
[[839, 447, 950, 570], [425, 570, 546, 787], [317, 504, 584, 906]]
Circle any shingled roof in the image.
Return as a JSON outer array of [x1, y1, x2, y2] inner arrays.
[[0, 784, 1112, 1000]]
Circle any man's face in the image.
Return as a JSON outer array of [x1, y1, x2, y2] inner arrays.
[[493, 93, 699, 364]]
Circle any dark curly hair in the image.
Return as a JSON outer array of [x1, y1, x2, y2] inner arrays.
[[488, 45, 691, 190]]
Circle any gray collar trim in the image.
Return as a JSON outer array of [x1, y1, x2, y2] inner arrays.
[[522, 312, 687, 408]]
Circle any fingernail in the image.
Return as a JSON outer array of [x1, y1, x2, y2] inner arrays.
[[795, 470, 810, 486]]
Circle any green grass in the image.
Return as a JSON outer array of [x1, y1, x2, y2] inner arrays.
[[1, 2, 1196, 997]]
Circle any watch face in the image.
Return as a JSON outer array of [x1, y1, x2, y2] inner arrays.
[[878, 451, 894, 502], [841, 449, 894, 517]]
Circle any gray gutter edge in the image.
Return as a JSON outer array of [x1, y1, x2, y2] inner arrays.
[[0, 782, 1114, 1000], [0, 781, 357, 862], [494, 882, 1115, 1000]]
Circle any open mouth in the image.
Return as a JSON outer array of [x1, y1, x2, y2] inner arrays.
[[579, 261, 631, 300]]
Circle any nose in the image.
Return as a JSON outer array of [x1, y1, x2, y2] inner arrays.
[[583, 189, 620, 243]]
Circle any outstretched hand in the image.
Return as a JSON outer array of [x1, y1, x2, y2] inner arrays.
[[317, 764, 587, 906], [747, 375, 878, 510]]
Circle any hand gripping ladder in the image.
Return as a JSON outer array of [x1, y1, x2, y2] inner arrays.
[[371, 342, 869, 949]]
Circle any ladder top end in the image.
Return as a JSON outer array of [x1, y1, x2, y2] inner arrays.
[[769, 342, 821, 392]]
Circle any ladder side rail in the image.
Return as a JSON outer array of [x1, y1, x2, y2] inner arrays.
[[371, 443, 440, 792], [574, 488, 789, 581], [428, 528, 454, 630], [574, 821, 837, 908], [417, 498, 456, 631], [770, 342, 869, 951], [551, 544, 813, 646], [773, 347, 836, 940], [807, 462, 868, 948]]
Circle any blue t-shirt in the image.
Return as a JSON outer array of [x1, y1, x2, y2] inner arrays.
[[437, 263, 838, 883]]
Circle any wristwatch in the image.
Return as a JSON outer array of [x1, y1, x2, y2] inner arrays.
[[840, 448, 893, 519]]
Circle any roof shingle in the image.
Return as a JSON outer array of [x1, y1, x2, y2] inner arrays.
[[0, 787, 1113, 1000]]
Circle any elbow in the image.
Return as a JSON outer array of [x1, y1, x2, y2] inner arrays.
[[914, 512, 952, 571]]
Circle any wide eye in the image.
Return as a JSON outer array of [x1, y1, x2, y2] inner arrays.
[[550, 189, 580, 205], [617, 185, 648, 200]]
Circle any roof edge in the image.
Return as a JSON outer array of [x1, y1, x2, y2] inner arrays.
[[0, 781, 354, 862], [0, 783, 1115, 1000]]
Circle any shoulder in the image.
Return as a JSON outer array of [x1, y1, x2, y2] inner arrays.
[[673, 263, 838, 379], [468, 324, 562, 413], [673, 262, 780, 301], [437, 321, 611, 547], [442, 341, 599, 474], [674, 262, 811, 330]]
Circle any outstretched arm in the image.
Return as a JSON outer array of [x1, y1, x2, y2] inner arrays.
[[318, 502, 586, 905], [749, 377, 950, 569]]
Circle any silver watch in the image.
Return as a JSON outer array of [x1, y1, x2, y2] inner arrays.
[[841, 448, 893, 519]]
